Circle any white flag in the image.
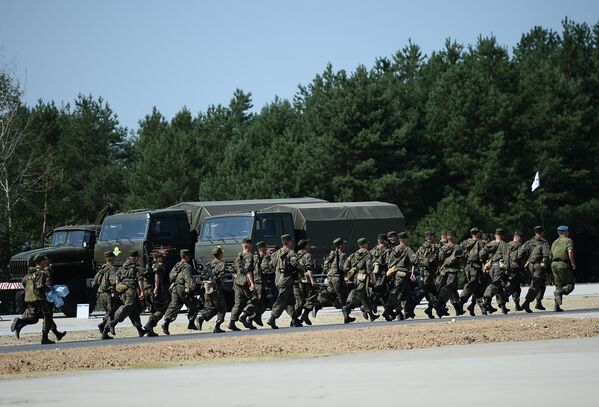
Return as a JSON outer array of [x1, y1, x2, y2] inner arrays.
[[531, 171, 540, 192]]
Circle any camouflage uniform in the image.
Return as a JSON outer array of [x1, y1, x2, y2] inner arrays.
[[415, 241, 440, 317], [506, 240, 525, 310], [92, 262, 118, 332], [316, 249, 349, 308], [269, 247, 300, 321], [252, 251, 272, 325], [436, 242, 464, 316], [230, 251, 258, 324], [370, 244, 394, 319], [344, 248, 378, 321], [197, 258, 227, 331], [521, 236, 551, 310], [141, 259, 169, 330], [162, 260, 198, 326], [387, 243, 418, 319], [294, 250, 319, 314], [459, 238, 487, 314], [551, 235, 575, 308], [14, 266, 55, 343], [481, 240, 510, 313], [112, 259, 145, 325]]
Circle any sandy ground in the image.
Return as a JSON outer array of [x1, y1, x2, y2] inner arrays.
[[1, 315, 598, 377], [2, 295, 597, 347]]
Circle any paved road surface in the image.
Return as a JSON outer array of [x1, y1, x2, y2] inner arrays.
[[1, 337, 597, 406]]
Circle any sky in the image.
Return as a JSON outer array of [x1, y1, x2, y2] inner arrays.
[[1, 0, 598, 132]]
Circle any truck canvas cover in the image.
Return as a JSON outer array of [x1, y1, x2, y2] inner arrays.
[[262, 202, 405, 253], [169, 197, 327, 232]]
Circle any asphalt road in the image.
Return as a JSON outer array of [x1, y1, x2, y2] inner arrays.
[[1, 306, 597, 354], [1, 337, 597, 406]]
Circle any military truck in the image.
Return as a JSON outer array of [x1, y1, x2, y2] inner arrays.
[[8, 225, 101, 317]]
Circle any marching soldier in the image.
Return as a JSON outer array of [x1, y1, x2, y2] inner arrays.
[[459, 228, 487, 315], [520, 226, 552, 313], [387, 231, 399, 247], [160, 249, 199, 335], [268, 234, 303, 329], [295, 239, 320, 326], [481, 229, 510, 314], [386, 232, 418, 320], [436, 231, 464, 318], [103, 250, 147, 339], [415, 231, 440, 318], [93, 251, 118, 335], [252, 241, 272, 327], [316, 238, 349, 315], [551, 226, 576, 312], [229, 238, 258, 331], [370, 234, 394, 320], [11, 254, 66, 344], [343, 238, 379, 323], [196, 246, 227, 333], [142, 252, 169, 336], [506, 231, 525, 311]]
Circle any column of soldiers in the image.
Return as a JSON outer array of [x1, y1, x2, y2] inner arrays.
[[10, 225, 577, 344]]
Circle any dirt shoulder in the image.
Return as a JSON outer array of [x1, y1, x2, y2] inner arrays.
[[2, 316, 598, 378]]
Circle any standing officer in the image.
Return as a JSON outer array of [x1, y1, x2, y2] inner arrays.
[[196, 246, 227, 333], [459, 227, 487, 315], [93, 251, 117, 335], [506, 231, 525, 311], [415, 231, 440, 319], [142, 252, 169, 336], [436, 231, 464, 318], [316, 238, 349, 316], [551, 226, 576, 312], [343, 238, 379, 323], [295, 239, 319, 326], [481, 229, 510, 314], [386, 232, 418, 320], [268, 234, 303, 329], [160, 249, 198, 335], [11, 254, 66, 344], [252, 241, 272, 327], [229, 238, 257, 331], [103, 250, 147, 339], [520, 226, 552, 313], [371, 234, 394, 320]]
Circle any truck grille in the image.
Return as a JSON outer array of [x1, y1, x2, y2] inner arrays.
[[9, 259, 29, 279]]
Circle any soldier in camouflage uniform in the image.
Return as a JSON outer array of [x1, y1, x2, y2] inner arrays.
[[387, 231, 399, 248], [343, 238, 379, 323], [415, 231, 440, 319], [160, 250, 199, 335], [102, 250, 147, 339], [551, 226, 576, 312], [434, 231, 464, 318], [386, 232, 418, 320], [520, 226, 552, 313], [268, 234, 303, 329], [11, 254, 66, 344], [481, 229, 511, 314], [459, 228, 487, 315], [295, 239, 320, 326], [229, 238, 258, 331], [252, 241, 272, 327], [93, 251, 118, 335], [370, 234, 394, 321], [142, 252, 169, 336], [506, 231, 525, 311], [316, 238, 349, 314], [196, 246, 227, 333]]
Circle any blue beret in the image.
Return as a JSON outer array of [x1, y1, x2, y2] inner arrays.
[[557, 225, 569, 231]]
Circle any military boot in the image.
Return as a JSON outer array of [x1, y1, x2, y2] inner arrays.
[[554, 289, 563, 306], [342, 305, 355, 324], [133, 323, 147, 337], [144, 320, 158, 337], [514, 299, 523, 311], [292, 318, 303, 327], [266, 316, 279, 329], [97, 320, 106, 334], [161, 320, 171, 335], [396, 310, 405, 321], [301, 308, 312, 326], [424, 306, 435, 319], [239, 313, 256, 330], [453, 302, 465, 316], [382, 308, 395, 321], [195, 315, 205, 331], [11, 318, 25, 339], [41, 331, 55, 345], [360, 306, 369, 320], [521, 300, 533, 313], [228, 320, 241, 331], [253, 316, 264, 327], [554, 303, 564, 312], [535, 301, 546, 311], [467, 301, 476, 316], [107, 320, 117, 336], [311, 303, 322, 318], [369, 311, 380, 322], [213, 321, 225, 333], [187, 319, 198, 330], [52, 328, 66, 341], [500, 304, 510, 314]]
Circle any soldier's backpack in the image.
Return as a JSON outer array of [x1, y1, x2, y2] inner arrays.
[[24, 269, 45, 302]]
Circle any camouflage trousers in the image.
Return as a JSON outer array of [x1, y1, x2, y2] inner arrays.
[[504, 268, 522, 304], [483, 264, 507, 306], [293, 282, 320, 313], [163, 286, 198, 322], [346, 286, 373, 313], [388, 275, 413, 312], [552, 261, 575, 296], [143, 286, 169, 326], [113, 288, 143, 326], [316, 276, 348, 308], [199, 289, 227, 323], [98, 292, 116, 326], [21, 300, 54, 332], [230, 284, 257, 322], [524, 263, 546, 303], [253, 283, 267, 321], [271, 284, 296, 319], [459, 264, 486, 310], [435, 271, 460, 308], [413, 270, 438, 308]]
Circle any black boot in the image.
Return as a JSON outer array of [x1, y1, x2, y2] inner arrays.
[[342, 305, 355, 324], [187, 319, 198, 330], [554, 303, 564, 312], [396, 310, 405, 321], [301, 309, 312, 326], [554, 289, 563, 306], [195, 315, 204, 331], [453, 302, 465, 316], [108, 320, 117, 336], [382, 309, 395, 321], [52, 328, 66, 341], [101, 327, 113, 340], [500, 304, 510, 314], [535, 301, 546, 311], [514, 299, 523, 311], [253, 316, 263, 327], [11, 318, 25, 339], [369, 311, 380, 322], [311, 303, 322, 318], [213, 321, 225, 333], [97, 320, 106, 334], [434, 305, 445, 319], [522, 300, 533, 313], [41, 331, 55, 345], [424, 306, 435, 319], [267, 316, 279, 329], [228, 320, 241, 331], [467, 301, 476, 316], [360, 306, 369, 320], [161, 320, 171, 335], [145, 320, 158, 337], [292, 318, 303, 327], [239, 313, 256, 330]]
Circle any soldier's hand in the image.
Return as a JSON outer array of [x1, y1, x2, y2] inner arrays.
[[249, 283, 256, 292], [410, 273, 416, 282], [139, 292, 145, 301], [153, 289, 158, 298]]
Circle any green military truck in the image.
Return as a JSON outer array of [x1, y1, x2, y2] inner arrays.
[[7, 225, 101, 317]]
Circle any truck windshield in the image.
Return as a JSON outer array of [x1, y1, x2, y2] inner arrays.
[[200, 216, 252, 241], [99, 219, 147, 241], [50, 230, 88, 247]]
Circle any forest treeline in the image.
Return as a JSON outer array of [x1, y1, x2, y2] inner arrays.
[[1, 19, 598, 281]]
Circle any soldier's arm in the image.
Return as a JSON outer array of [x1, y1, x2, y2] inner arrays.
[[154, 268, 161, 295], [567, 240, 576, 268], [542, 241, 551, 264], [244, 254, 255, 289]]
